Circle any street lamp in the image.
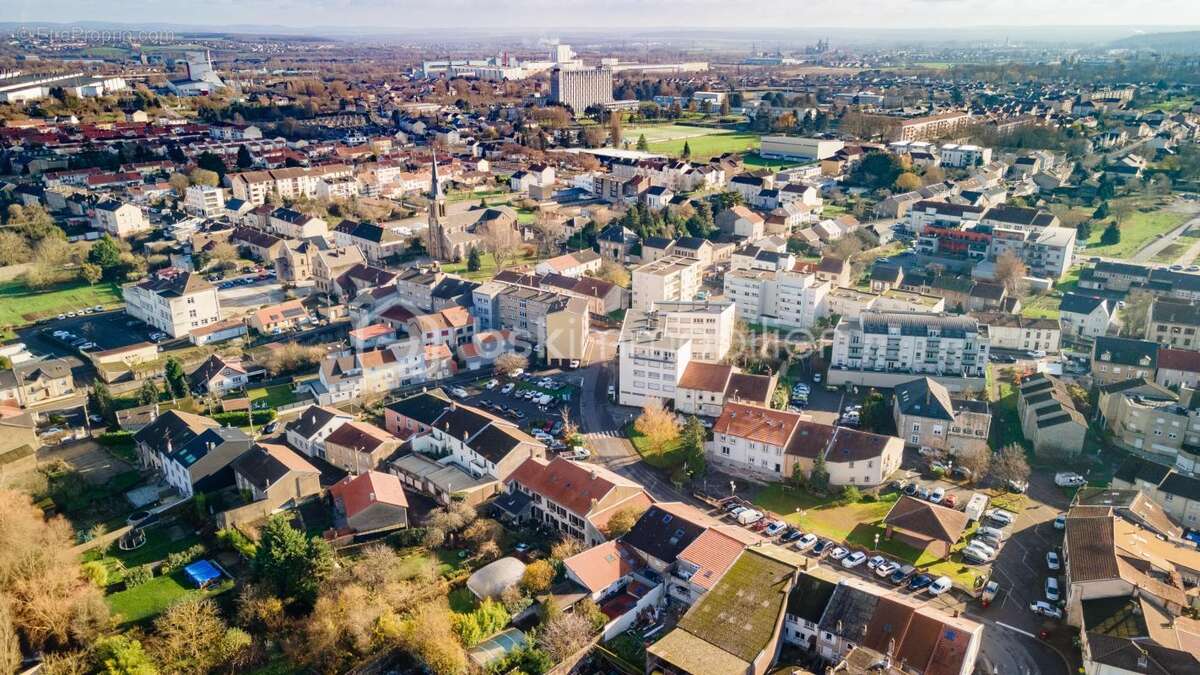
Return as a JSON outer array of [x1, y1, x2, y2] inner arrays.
[[874, 533, 880, 553], [730, 481, 736, 499]]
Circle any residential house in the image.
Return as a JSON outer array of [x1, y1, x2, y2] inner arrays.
[[1155, 347, 1200, 390], [972, 312, 1061, 354], [716, 205, 766, 240], [1112, 457, 1200, 528], [893, 377, 991, 454], [1096, 378, 1200, 472], [1091, 336, 1158, 386], [1148, 298, 1200, 351], [501, 456, 654, 546], [248, 299, 310, 334], [285, 405, 354, 459], [0, 358, 75, 407], [188, 354, 250, 395], [674, 362, 775, 417], [329, 470, 410, 533], [323, 420, 402, 474], [1060, 293, 1116, 342], [133, 410, 253, 498], [92, 200, 151, 238], [534, 250, 603, 278], [231, 442, 322, 511]]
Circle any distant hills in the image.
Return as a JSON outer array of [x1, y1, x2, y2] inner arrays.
[[1109, 30, 1200, 53]]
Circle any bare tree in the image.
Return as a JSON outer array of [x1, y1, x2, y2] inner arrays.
[[954, 447, 991, 485], [1119, 289, 1154, 338], [994, 250, 1029, 297], [530, 212, 566, 256], [494, 352, 528, 377], [538, 609, 593, 660], [479, 219, 522, 271], [990, 444, 1031, 487]]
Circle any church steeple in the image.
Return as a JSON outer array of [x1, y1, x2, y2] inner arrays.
[[427, 148, 448, 260]]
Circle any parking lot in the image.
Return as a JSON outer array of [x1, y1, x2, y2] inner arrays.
[[458, 370, 584, 453]]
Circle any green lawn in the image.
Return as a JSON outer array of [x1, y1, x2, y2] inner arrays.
[[84, 528, 204, 580], [1021, 294, 1062, 320], [106, 572, 235, 625], [627, 424, 686, 471], [988, 374, 1028, 452], [0, 279, 123, 326], [1085, 206, 1189, 258], [754, 488, 981, 588], [625, 124, 760, 161], [442, 251, 539, 281], [1151, 242, 1189, 264], [244, 384, 299, 409]]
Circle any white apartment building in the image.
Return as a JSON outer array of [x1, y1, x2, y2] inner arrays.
[[226, 165, 353, 205], [122, 271, 221, 338], [617, 302, 735, 407], [618, 309, 693, 408], [939, 143, 993, 168], [183, 185, 226, 218], [631, 255, 704, 309], [93, 201, 151, 238], [550, 66, 614, 113], [723, 269, 829, 329], [268, 207, 329, 240], [830, 311, 990, 390], [314, 340, 429, 405], [652, 301, 735, 361], [316, 176, 361, 201]]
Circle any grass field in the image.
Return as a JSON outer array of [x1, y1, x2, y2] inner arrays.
[[1085, 206, 1190, 258], [1151, 242, 1189, 264], [243, 384, 300, 409], [627, 424, 686, 471], [107, 572, 235, 625], [625, 124, 760, 160], [0, 279, 123, 326], [441, 250, 539, 281], [1021, 294, 1062, 320]]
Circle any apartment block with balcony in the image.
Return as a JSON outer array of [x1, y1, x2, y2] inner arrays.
[[723, 268, 830, 330], [829, 311, 990, 392], [1097, 378, 1200, 471]]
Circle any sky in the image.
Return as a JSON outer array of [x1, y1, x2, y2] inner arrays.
[[6, 0, 1200, 32]]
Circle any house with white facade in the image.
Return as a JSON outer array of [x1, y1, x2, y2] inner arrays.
[[285, 405, 354, 459], [122, 269, 222, 338]]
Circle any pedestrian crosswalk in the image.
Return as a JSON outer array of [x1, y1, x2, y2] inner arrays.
[[584, 428, 625, 439]]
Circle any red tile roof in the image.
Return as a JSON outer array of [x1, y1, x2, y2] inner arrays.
[[329, 470, 408, 519], [563, 540, 642, 594]]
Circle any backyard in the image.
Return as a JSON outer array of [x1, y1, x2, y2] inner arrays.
[[0, 279, 124, 326], [243, 383, 301, 409], [442, 250, 539, 282], [627, 424, 686, 471], [624, 123, 760, 161]]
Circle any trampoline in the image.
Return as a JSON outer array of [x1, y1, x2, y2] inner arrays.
[[183, 560, 223, 589]]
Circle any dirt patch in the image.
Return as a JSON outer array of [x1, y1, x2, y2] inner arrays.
[[39, 439, 135, 485]]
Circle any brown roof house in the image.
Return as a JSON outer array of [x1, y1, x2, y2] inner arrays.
[[674, 361, 776, 417], [329, 470, 409, 533], [225, 442, 322, 527], [883, 496, 970, 559], [500, 456, 654, 546], [323, 420, 401, 474]]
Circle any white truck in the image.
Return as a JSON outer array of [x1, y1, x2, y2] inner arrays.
[[964, 493, 989, 522]]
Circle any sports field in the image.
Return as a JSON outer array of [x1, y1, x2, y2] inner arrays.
[[625, 124, 760, 160], [0, 280, 124, 326]]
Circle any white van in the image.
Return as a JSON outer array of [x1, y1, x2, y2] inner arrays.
[[537, 394, 553, 406], [964, 493, 989, 522]]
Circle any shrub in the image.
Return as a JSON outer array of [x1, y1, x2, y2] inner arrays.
[[96, 431, 135, 447], [124, 564, 154, 588], [841, 486, 862, 504], [81, 560, 109, 588], [217, 527, 258, 558], [387, 527, 427, 548], [161, 543, 206, 573], [212, 410, 276, 426]]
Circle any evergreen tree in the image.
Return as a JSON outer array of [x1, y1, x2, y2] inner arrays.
[[136, 379, 160, 406], [1094, 201, 1110, 219], [636, 134, 648, 151], [466, 247, 482, 272], [681, 140, 692, 159], [91, 381, 115, 425], [88, 235, 122, 271], [164, 358, 188, 399], [236, 144, 253, 169], [1101, 222, 1122, 246], [252, 513, 335, 609]]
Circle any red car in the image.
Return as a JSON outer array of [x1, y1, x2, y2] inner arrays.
[[751, 519, 772, 532], [943, 494, 958, 508]]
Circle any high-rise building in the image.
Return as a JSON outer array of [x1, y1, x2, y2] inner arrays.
[[550, 66, 613, 114], [551, 43, 575, 64]]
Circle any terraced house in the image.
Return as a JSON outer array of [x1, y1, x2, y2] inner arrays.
[[1147, 297, 1200, 351], [893, 376, 991, 454]]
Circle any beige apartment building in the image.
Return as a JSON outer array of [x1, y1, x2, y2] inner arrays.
[[1098, 379, 1200, 470], [972, 312, 1061, 353], [1148, 298, 1200, 351], [631, 255, 703, 309]]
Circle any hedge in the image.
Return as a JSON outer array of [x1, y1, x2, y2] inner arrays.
[[211, 410, 276, 426], [96, 431, 135, 447]]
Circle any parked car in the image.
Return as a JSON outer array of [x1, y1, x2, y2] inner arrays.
[[560, 448, 591, 461], [811, 539, 831, 556], [985, 509, 1016, 527], [866, 555, 886, 570], [729, 506, 748, 518], [977, 525, 1010, 542], [501, 383, 515, 394], [484, 379, 499, 389], [927, 576, 953, 596], [1054, 514, 1067, 530], [875, 561, 899, 578], [1029, 601, 1063, 620], [962, 546, 994, 564], [908, 574, 934, 591], [449, 387, 469, 399], [1045, 577, 1060, 602], [841, 551, 868, 568], [828, 546, 849, 560], [967, 539, 997, 557], [1046, 551, 1061, 571], [942, 493, 958, 508], [1054, 472, 1087, 488], [780, 527, 804, 543], [928, 487, 946, 504], [903, 482, 919, 496], [795, 534, 819, 552], [890, 564, 916, 584], [736, 510, 764, 526]]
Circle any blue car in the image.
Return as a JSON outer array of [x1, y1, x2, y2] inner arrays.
[[908, 574, 934, 591], [780, 528, 804, 543]]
